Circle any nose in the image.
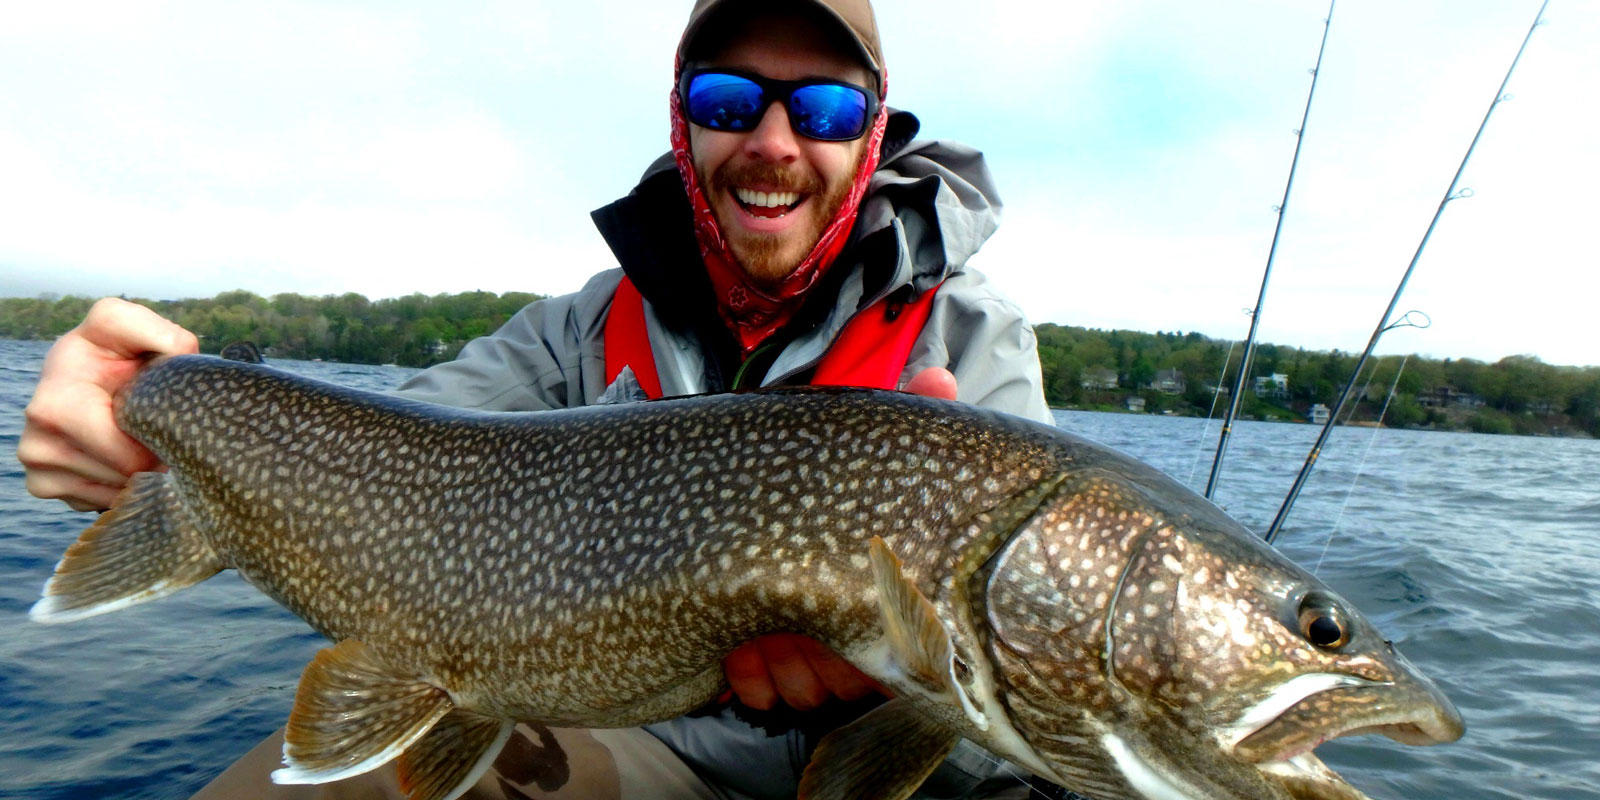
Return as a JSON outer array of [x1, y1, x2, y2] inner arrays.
[[741, 101, 800, 164]]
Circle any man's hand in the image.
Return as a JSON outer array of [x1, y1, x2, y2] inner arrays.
[[723, 634, 886, 710], [18, 298, 198, 511], [721, 367, 958, 710], [904, 366, 957, 401]]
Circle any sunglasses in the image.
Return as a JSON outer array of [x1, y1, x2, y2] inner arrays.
[[679, 68, 879, 142]]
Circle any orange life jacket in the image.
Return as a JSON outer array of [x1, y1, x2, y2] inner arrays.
[[604, 276, 941, 398]]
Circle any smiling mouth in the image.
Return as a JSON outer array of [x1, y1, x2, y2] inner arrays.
[[732, 187, 806, 219]]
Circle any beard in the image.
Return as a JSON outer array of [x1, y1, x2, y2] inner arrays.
[[698, 157, 855, 284]]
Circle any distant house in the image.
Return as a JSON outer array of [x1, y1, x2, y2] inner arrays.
[[1125, 396, 1146, 413], [1080, 367, 1119, 390], [1417, 386, 1486, 409], [1309, 403, 1330, 425], [1151, 368, 1186, 395], [1253, 372, 1289, 399]]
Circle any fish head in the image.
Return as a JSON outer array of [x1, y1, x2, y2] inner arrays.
[[969, 463, 1464, 800]]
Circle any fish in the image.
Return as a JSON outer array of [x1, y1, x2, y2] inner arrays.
[[30, 354, 1463, 800]]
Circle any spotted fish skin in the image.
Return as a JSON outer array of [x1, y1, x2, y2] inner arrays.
[[106, 356, 1055, 721], [33, 355, 1464, 800]]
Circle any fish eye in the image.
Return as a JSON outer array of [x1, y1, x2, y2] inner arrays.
[[1297, 594, 1351, 650]]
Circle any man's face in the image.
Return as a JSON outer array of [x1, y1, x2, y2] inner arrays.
[[689, 15, 873, 284]]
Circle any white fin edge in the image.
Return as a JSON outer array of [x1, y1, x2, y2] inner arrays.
[[440, 720, 516, 800], [29, 577, 189, 625], [1219, 673, 1385, 748], [853, 627, 1062, 784], [272, 721, 433, 786]]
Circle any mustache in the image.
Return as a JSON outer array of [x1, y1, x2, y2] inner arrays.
[[710, 161, 824, 195]]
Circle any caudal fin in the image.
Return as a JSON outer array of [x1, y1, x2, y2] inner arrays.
[[30, 472, 223, 624]]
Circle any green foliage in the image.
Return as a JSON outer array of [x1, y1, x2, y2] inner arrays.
[[1386, 396, 1427, 429], [1467, 410, 1517, 435], [1033, 322, 1598, 438], [0, 290, 545, 368], [2, 293, 1596, 438]]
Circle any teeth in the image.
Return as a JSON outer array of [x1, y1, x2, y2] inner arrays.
[[734, 188, 800, 208]]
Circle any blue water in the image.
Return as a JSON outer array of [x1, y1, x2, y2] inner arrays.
[[1, 337, 1596, 799]]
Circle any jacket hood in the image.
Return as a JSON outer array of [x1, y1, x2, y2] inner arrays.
[[594, 108, 1002, 318]]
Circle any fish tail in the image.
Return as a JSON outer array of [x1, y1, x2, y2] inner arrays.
[[30, 472, 223, 624]]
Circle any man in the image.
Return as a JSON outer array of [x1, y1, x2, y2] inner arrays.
[[19, 1, 1051, 797]]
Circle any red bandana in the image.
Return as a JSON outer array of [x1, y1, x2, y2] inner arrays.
[[670, 58, 889, 355]]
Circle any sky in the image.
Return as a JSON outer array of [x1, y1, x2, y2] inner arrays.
[[1, 0, 1595, 366]]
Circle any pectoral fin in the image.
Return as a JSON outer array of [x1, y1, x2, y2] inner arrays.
[[799, 698, 959, 800], [272, 639, 454, 786], [870, 537, 988, 731], [397, 708, 515, 800], [870, 537, 952, 689]]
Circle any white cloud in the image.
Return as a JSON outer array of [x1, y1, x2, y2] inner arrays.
[[1, 0, 1594, 366]]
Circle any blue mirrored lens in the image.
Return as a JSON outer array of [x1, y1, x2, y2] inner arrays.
[[789, 84, 868, 140], [686, 73, 765, 132]]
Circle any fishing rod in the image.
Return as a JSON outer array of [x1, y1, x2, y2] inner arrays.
[[1204, 0, 1337, 502], [1263, 0, 1550, 545], [1311, 352, 1417, 577]]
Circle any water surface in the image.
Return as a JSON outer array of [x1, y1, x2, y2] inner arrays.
[[1, 339, 1594, 799]]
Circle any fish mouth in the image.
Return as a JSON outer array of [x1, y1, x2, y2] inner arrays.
[[1228, 672, 1465, 800], [1255, 752, 1374, 800]]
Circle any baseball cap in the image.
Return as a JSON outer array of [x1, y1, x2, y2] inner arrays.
[[677, 0, 884, 90]]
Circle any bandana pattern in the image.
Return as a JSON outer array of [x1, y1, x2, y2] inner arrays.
[[670, 57, 888, 355]]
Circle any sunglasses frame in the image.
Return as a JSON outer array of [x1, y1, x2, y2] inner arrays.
[[678, 67, 880, 142]]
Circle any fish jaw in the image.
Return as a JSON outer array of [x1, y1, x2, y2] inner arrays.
[[1255, 753, 1374, 800], [1222, 657, 1464, 799]]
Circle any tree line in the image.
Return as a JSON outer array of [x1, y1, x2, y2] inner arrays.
[[2, 291, 1595, 437], [1034, 324, 1600, 438], [0, 290, 543, 368]]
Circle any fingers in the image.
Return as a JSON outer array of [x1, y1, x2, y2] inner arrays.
[[904, 367, 957, 401], [78, 297, 199, 359], [17, 418, 136, 487], [23, 379, 160, 478], [755, 634, 829, 711], [722, 635, 883, 712], [723, 641, 779, 710], [17, 298, 191, 511], [24, 469, 123, 511]]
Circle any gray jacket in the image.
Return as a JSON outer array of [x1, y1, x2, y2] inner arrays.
[[395, 113, 1048, 426], [394, 114, 1051, 800]]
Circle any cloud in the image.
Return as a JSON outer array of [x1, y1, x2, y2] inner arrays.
[[0, 0, 1594, 366]]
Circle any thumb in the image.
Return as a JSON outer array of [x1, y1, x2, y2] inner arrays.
[[904, 367, 957, 401]]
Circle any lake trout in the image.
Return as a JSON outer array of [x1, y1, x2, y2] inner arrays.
[[31, 355, 1462, 800]]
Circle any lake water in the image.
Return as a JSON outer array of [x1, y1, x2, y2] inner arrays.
[[1, 337, 1596, 799]]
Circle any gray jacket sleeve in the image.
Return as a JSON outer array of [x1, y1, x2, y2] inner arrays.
[[391, 270, 622, 411], [905, 269, 1053, 425]]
